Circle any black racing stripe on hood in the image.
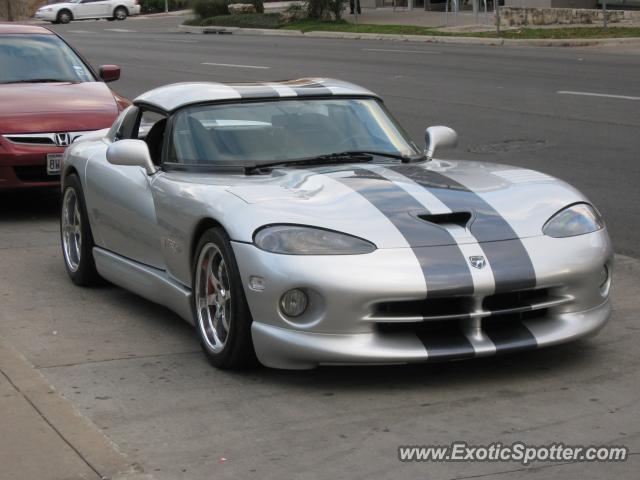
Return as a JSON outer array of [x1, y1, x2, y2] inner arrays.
[[389, 164, 537, 293], [327, 167, 474, 297], [484, 322, 537, 354]]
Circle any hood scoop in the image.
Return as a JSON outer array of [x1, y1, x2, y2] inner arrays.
[[417, 211, 472, 229]]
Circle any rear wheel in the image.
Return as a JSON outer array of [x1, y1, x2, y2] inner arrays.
[[113, 7, 127, 20], [60, 174, 101, 286], [192, 227, 256, 369], [57, 10, 72, 24]]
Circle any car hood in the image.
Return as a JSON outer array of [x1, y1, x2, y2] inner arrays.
[[0, 82, 119, 134], [223, 160, 588, 248]]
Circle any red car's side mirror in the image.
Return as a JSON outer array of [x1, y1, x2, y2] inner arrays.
[[99, 65, 121, 83]]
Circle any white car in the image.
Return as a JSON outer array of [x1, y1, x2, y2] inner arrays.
[[34, 0, 141, 24]]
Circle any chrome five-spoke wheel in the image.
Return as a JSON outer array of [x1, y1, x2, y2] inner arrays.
[[62, 187, 82, 272], [195, 243, 232, 353], [60, 174, 100, 286]]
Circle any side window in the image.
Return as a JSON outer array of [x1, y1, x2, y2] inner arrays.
[[107, 106, 138, 142], [138, 110, 168, 166]]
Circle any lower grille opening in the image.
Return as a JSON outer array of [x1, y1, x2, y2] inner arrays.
[[372, 288, 553, 321], [375, 309, 547, 335], [483, 288, 550, 311], [374, 296, 474, 319], [14, 166, 59, 182]]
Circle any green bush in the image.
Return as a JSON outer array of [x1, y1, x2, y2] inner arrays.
[[192, 0, 230, 18], [188, 12, 283, 28], [245, 0, 265, 14], [139, 0, 191, 13], [306, 0, 345, 20]]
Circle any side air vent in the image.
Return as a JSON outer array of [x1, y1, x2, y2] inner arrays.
[[418, 212, 471, 229]]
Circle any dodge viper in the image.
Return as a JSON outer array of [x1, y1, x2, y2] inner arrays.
[[60, 78, 613, 369]]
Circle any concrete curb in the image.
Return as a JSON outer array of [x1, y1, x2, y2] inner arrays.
[[179, 24, 640, 47]]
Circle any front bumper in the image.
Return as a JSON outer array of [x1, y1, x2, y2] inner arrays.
[[252, 302, 611, 369], [232, 229, 613, 369], [0, 137, 63, 190], [130, 5, 141, 15], [33, 11, 56, 21]]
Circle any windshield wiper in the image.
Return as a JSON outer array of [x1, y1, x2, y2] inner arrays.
[[245, 150, 421, 173], [1, 79, 77, 84], [342, 150, 424, 162], [245, 151, 375, 173]]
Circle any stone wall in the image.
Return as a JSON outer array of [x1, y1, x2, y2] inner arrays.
[[505, 0, 597, 7], [500, 6, 640, 25], [0, 0, 48, 20]]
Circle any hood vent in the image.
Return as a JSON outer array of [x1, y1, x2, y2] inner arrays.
[[417, 212, 472, 229]]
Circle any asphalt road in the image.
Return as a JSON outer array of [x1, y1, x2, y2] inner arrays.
[[1, 16, 640, 480]]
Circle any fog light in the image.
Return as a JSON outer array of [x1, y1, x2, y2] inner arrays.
[[280, 289, 308, 317]]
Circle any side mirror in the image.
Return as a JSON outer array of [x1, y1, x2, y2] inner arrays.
[[425, 126, 458, 160], [99, 65, 121, 83], [106, 139, 157, 175]]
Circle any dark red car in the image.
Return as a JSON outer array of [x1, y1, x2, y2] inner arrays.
[[0, 24, 129, 191]]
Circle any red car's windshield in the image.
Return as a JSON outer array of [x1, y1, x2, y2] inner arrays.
[[0, 34, 95, 84]]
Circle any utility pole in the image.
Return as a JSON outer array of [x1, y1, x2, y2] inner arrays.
[[6, 0, 14, 22], [495, 0, 500, 36], [603, 0, 608, 30], [165, 0, 169, 13]]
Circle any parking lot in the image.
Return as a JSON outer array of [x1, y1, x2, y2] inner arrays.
[[1, 16, 640, 480]]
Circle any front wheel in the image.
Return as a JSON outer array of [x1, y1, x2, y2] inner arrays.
[[57, 10, 72, 24], [60, 175, 101, 286], [192, 228, 256, 369], [113, 7, 127, 20]]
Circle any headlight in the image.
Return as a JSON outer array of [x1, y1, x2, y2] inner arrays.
[[543, 203, 604, 238], [39, 7, 52, 11], [254, 225, 376, 255]]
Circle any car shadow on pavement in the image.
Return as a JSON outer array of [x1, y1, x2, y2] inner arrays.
[[0, 189, 60, 221]]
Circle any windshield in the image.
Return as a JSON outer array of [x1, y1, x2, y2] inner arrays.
[[0, 34, 95, 84], [168, 98, 420, 166]]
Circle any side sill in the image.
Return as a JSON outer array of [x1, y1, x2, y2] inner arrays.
[[93, 247, 194, 325]]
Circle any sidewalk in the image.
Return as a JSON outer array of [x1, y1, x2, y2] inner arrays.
[[0, 336, 148, 480]]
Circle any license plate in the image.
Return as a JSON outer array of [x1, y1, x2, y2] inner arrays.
[[47, 153, 63, 175]]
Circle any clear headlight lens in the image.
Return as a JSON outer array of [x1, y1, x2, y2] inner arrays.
[[254, 225, 376, 255], [543, 203, 604, 238]]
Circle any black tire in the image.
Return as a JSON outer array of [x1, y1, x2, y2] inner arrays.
[[113, 7, 128, 20], [60, 174, 101, 286], [57, 10, 72, 24], [192, 227, 256, 369]]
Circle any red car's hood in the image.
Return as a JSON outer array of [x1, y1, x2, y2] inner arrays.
[[0, 82, 119, 134]]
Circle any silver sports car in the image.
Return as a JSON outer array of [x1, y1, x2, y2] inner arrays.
[[60, 78, 613, 369]]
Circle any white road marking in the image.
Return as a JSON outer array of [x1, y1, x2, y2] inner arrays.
[[201, 62, 270, 69], [104, 28, 138, 33], [557, 90, 640, 101], [67, 30, 93, 34], [153, 38, 199, 43], [362, 48, 441, 54]]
